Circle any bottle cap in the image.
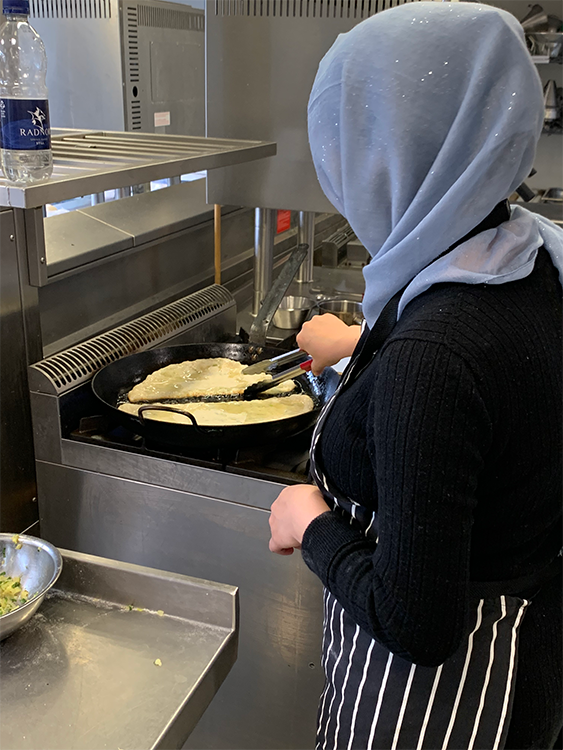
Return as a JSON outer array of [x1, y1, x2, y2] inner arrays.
[[2, 0, 30, 14]]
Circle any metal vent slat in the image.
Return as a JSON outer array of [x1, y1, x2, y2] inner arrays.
[[137, 4, 204, 30], [214, 0, 417, 15], [30, 0, 110, 18], [30, 285, 234, 394]]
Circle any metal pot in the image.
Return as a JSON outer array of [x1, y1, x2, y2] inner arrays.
[[272, 296, 312, 330], [317, 299, 364, 326]]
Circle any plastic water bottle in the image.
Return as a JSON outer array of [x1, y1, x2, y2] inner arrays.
[[0, 0, 52, 183]]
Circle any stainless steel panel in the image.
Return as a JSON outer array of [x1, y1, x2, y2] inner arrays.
[[37, 218, 241, 353], [11, 208, 43, 365], [44, 181, 240, 283], [122, 0, 204, 135], [44, 210, 134, 276], [60, 440, 286, 510], [32, 285, 236, 393], [0, 130, 276, 209], [0, 548, 238, 750], [32, 0, 205, 139], [296, 210, 315, 283], [206, 12, 363, 212], [29, 392, 63, 463], [77, 180, 224, 247], [31, 14, 125, 132], [205, 1, 430, 213], [0, 210, 39, 532], [252, 207, 276, 315], [23, 207, 48, 287], [37, 461, 324, 749]]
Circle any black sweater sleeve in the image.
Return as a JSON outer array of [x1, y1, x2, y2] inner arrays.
[[301, 338, 493, 667]]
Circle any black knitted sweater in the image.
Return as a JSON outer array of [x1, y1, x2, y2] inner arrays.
[[301, 247, 562, 668]]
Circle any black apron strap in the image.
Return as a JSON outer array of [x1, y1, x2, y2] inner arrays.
[[469, 554, 562, 599]]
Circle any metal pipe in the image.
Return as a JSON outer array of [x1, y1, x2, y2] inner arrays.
[[214, 204, 222, 285], [252, 207, 276, 316], [91, 192, 106, 205], [295, 211, 315, 283]]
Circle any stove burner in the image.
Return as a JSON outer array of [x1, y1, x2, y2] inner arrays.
[[70, 414, 312, 484]]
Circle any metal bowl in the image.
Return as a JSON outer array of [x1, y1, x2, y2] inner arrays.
[[542, 187, 563, 203], [528, 32, 563, 57], [0, 534, 62, 640], [317, 298, 364, 326], [272, 296, 312, 330]]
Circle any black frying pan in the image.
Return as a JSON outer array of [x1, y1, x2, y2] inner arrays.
[[91, 343, 339, 449]]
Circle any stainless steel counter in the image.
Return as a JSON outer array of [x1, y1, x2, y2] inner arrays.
[[0, 549, 238, 750]]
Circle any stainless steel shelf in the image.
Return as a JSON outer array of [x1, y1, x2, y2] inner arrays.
[[0, 130, 277, 209]]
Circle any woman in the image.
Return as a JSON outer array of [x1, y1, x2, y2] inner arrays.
[[268, 3, 562, 749]]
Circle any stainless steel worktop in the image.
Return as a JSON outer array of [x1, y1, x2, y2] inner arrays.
[[0, 549, 238, 750]]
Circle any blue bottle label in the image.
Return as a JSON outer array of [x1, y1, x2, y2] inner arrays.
[[0, 98, 51, 151]]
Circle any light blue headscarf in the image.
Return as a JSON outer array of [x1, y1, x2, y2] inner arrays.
[[307, 2, 563, 327]]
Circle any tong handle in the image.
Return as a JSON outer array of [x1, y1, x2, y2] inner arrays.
[[269, 348, 308, 370], [244, 358, 313, 398]]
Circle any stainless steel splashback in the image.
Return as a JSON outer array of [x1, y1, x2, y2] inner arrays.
[[30, 0, 204, 135], [29, 284, 236, 396], [206, 0, 418, 213]]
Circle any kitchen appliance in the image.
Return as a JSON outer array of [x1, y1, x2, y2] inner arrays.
[[543, 187, 563, 201], [544, 80, 560, 122], [28, 283, 328, 749], [528, 31, 563, 58], [29, 0, 204, 134]]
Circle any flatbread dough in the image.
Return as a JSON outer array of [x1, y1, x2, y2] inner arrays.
[[119, 393, 314, 426], [127, 357, 295, 402]]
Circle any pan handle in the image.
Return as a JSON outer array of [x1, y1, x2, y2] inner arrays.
[[138, 404, 205, 431]]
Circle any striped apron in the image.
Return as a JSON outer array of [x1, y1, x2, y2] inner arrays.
[[307, 310, 532, 750]]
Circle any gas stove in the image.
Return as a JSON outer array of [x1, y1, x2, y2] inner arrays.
[[68, 411, 313, 485]]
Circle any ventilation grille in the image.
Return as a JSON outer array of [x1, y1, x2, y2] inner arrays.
[[30, 285, 234, 394], [130, 100, 142, 130], [126, 4, 140, 83], [137, 4, 204, 30], [30, 0, 111, 18], [214, 0, 418, 17]]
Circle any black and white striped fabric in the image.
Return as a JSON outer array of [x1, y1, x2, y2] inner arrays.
[[316, 589, 528, 750], [307, 318, 530, 750]]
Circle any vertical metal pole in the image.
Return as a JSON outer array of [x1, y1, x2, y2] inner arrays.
[[214, 205, 222, 285], [91, 192, 106, 205], [295, 211, 315, 283], [253, 207, 276, 316]]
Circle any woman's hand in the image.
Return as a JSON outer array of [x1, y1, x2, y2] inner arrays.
[[297, 314, 362, 375], [269, 484, 330, 555]]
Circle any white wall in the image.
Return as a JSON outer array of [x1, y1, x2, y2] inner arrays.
[[493, 0, 563, 190]]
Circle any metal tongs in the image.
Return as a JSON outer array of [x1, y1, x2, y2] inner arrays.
[[242, 348, 308, 375], [241, 348, 313, 399], [243, 359, 313, 398]]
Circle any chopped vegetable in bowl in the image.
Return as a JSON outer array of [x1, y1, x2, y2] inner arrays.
[[0, 572, 29, 616]]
